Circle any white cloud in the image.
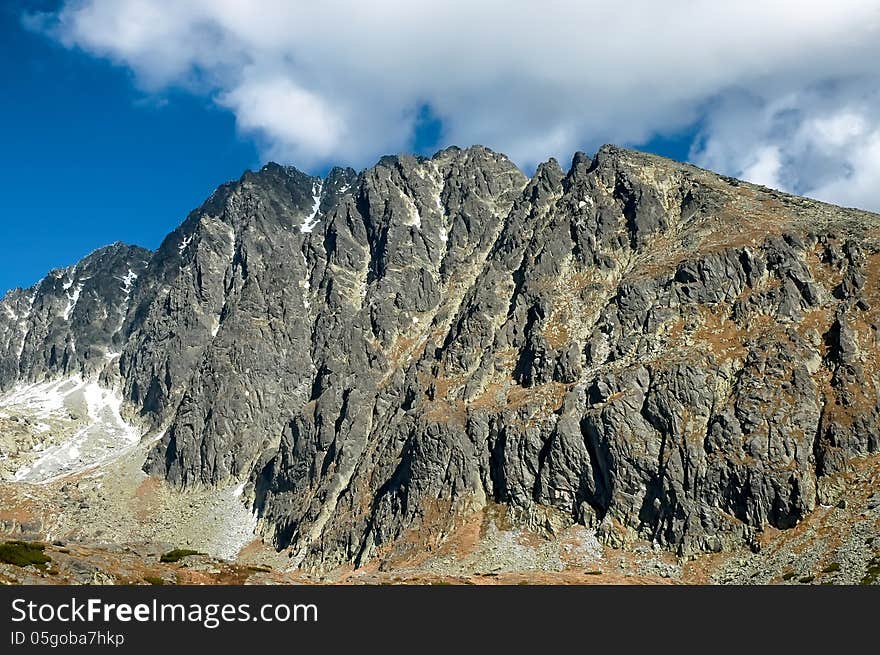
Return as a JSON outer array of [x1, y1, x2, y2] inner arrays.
[[807, 127, 880, 210], [219, 77, 346, 163], [691, 83, 880, 210], [29, 0, 880, 209], [740, 146, 785, 190]]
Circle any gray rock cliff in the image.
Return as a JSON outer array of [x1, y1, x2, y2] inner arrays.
[[3, 145, 878, 569], [0, 242, 150, 389]]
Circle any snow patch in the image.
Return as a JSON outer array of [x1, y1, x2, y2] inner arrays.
[[5, 377, 142, 484], [120, 268, 138, 294], [179, 233, 194, 255], [403, 193, 422, 228], [2, 377, 85, 418], [63, 284, 83, 321], [301, 180, 323, 233]]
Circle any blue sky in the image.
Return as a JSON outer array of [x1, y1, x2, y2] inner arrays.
[[2, 1, 878, 294], [0, 3, 261, 293], [0, 0, 692, 294]]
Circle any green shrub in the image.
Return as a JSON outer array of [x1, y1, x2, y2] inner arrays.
[[860, 556, 880, 585], [143, 575, 165, 585], [0, 541, 51, 569], [822, 562, 841, 574], [799, 575, 815, 584], [159, 549, 202, 563], [781, 571, 796, 581]]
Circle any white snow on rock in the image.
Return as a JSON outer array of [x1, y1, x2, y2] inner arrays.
[[301, 180, 323, 233], [120, 268, 138, 294], [178, 233, 194, 255], [63, 283, 83, 321], [399, 190, 422, 228], [3, 377, 142, 484], [2, 377, 83, 418]]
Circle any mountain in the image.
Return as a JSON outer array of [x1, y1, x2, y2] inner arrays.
[[1, 145, 879, 574], [0, 243, 150, 388]]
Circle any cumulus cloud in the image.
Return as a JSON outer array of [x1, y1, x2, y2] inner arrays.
[[27, 0, 880, 209], [691, 81, 880, 210], [219, 76, 347, 163]]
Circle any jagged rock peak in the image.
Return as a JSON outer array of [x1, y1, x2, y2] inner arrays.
[[3, 145, 880, 572], [0, 242, 151, 389]]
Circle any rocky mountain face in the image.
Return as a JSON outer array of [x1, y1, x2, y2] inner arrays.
[[2, 145, 878, 570], [0, 243, 150, 389]]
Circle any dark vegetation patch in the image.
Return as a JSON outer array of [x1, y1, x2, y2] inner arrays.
[[0, 541, 51, 569], [159, 549, 202, 563]]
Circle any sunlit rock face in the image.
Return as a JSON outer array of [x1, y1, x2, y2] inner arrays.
[[3, 145, 879, 570]]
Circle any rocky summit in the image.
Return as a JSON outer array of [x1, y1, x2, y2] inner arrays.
[[1, 145, 879, 580]]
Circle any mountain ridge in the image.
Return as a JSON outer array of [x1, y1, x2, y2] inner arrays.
[[4, 142, 877, 301], [2, 144, 879, 572]]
